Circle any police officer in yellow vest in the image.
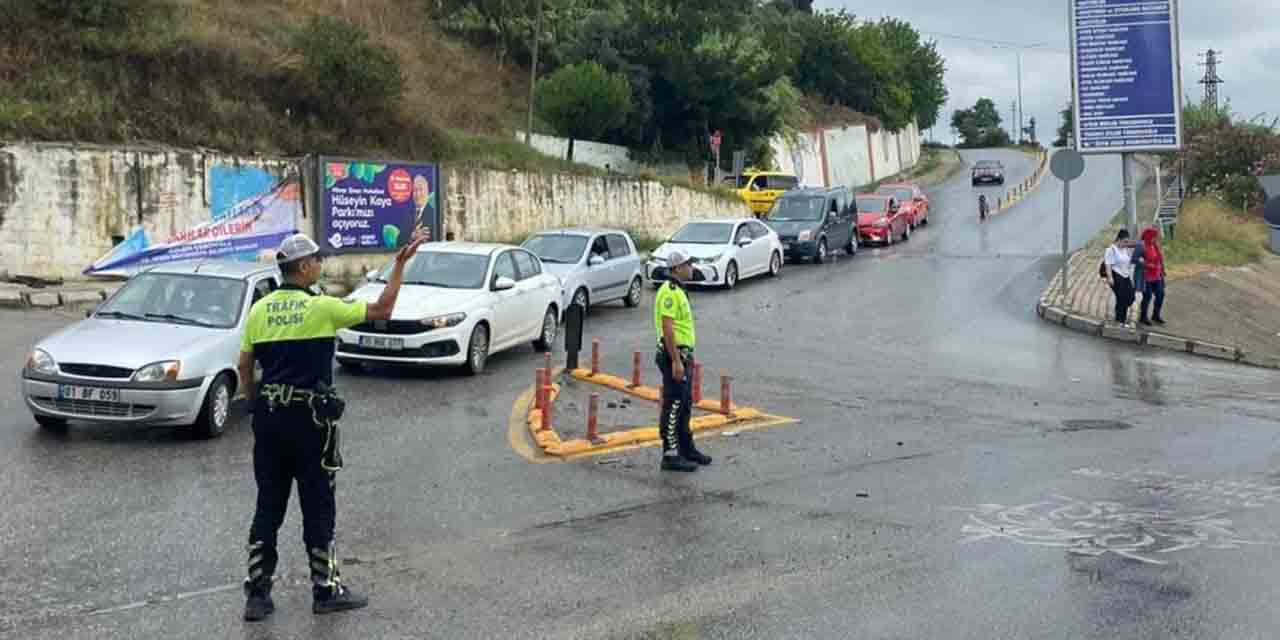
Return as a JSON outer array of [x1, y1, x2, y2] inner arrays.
[[654, 251, 713, 472], [236, 229, 428, 621]]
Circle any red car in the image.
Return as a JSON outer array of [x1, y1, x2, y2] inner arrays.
[[856, 194, 911, 245], [876, 183, 930, 228]]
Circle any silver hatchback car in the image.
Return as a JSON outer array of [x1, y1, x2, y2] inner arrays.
[[20, 260, 281, 438], [521, 228, 645, 314]]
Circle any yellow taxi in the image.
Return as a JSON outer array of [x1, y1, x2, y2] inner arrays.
[[734, 170, 800, 216]]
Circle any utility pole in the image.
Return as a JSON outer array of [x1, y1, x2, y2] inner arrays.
[[1198, 49, 1223, 111], [1016, 49, 1024, 145], [1011, 100, 1018, 143], [524, 0, 544, 146]]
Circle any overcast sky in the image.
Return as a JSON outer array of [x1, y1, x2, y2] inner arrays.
[[817, 0, 1280, 143]]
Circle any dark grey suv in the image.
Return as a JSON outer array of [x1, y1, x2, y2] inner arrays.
[[763, 187, 858, 263]]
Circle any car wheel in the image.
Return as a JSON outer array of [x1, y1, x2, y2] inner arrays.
[[533, 306, 558, 351], [194, 373, 233, 439], [885, 228, 895, 246], [921, 211, 929, 226], [813, 239, 828, 264], [846, 233, 858, 256], [724, 261, 739, 290], [463, 323, 490, 376], [903, 223, 911, 242], [571, 288, 589, 313], [35, 414, 68, 432], [768, 251, 782, 277], [337, 358, 365, 374], [624, 277, 643, 307]]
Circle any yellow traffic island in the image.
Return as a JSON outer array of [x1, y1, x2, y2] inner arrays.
[[510, 366, 797, 463]]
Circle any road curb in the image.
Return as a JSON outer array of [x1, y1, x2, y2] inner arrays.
[[985, 149, 1050, 219], [1034, 298, 1276, 369]]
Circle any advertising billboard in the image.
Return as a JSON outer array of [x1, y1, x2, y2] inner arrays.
[[318, 158, 442, 253]]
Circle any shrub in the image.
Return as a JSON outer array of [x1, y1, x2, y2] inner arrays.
[[282, 17, 405, 128], [34, 0, 133, 27]]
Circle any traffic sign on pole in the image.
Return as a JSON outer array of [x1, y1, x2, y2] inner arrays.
[[1069, 0, 1183, 154]]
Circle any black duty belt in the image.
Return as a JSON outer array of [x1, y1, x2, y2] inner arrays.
[[259, 383, 346, 472]]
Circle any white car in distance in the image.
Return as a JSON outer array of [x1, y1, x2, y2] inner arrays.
[[647, 218, 784, 289], [336, 243, 561, 375], [521, 228, 645, 315]]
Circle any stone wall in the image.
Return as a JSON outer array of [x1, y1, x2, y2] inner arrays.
[[770, 121, 922, 191], [0, 142, 748, 281]]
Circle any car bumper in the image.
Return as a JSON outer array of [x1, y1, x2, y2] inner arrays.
[[22, 373, 207, 425], [780, 240, 817, 259], [336, 325, 469, 366], [972, 176, 1003, 184], [859, 228, 891, 243], [646, 262, 723, 287]]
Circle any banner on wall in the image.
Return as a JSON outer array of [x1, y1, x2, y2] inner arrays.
[[317, 157, 442, 254], [84, 176, 302, 276]]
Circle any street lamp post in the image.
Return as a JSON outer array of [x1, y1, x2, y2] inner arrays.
[[995, 43, 1046, 145]]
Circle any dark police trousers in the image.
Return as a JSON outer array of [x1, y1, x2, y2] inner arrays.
[[246, 398, 343, 596], [655, 345, 695, 457]]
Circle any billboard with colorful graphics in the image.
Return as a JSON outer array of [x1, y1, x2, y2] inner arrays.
[[318, 158, 441, 253], [84, 176, 302, 276]]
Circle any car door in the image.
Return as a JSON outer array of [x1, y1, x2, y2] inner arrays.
[[737, 222, 768, 276], [604, 234, 636, 301], [489, 251, 523, 349], [748, 220, 775, 268], [888, 198, 906, 237], [839, 191, 856, 246], [584, 234, 615, 301], [512, 249, 549, 338]]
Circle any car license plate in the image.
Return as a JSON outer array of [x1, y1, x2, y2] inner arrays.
[[58, 385, 121, 403], [359, 336, 404, 350], [783, 243, 791, 250]]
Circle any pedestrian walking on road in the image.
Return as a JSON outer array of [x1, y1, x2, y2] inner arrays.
[[237, 229, 428, 622], [1104, 229, 1137, 326], [1139, 226, 1167, 325], [978, 194, 989, 221], [654, 251, 712, 473]]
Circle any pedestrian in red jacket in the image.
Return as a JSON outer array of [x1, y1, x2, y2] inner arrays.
[[1139, 227, 1167, 326]]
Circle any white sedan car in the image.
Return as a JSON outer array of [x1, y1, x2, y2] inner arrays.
[[336, 242, 561, 375], [647, 218, 784, 289]]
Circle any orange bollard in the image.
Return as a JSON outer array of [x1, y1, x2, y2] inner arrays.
[[591, 338, 600, 375], [535, 368, 547, 410], [540, 384, 554, 431], [720, 372, 732, 415], [692, 363, 703, 403], [544, 352, 552, 378], [586, 393, 603, 444], [631, 350, 642, 387]]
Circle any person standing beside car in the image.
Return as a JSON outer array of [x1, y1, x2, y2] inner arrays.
[[653, 251, 712, 472], [236, 229, 428, 622]]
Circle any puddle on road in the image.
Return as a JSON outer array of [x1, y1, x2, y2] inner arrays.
[[1059, 419, 1134, 432]]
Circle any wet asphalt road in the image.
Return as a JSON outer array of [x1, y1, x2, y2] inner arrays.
[[5, 149, 1280, 639]]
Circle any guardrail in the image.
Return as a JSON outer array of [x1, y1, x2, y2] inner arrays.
[[1155, 175, 1184, 237]]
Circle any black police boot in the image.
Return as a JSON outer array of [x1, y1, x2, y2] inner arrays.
[[685, 449, 713, 466], [243, 578, 275, 622], [661, 455, 699, 472], [313, 582, 370, 615]]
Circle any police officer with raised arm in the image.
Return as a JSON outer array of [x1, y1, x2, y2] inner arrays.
[[237, 228, 428, 621], [654, 251, 713, 472]]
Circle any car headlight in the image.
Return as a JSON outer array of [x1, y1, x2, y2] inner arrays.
[[421, 312, 466, 329], [133, 360, 181, 382], [797, 230, 812, 242], [873, 219, 890, 227], [699, 254, 723, 264], [25, 349, 58, 375]]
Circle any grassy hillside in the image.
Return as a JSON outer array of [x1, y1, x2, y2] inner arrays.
[[0, 0, 576, 170]]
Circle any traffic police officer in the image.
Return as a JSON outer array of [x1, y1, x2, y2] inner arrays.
[[654, 251, 713, 472], [237, 229, 428, 621]]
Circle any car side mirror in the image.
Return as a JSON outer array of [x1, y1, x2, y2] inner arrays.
[[492, 276, 517, 291], [589, 254, 605, 266], [85, 309, 93, 318], [366, 269, 378, 280]]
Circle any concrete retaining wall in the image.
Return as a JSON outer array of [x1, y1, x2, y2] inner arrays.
[[0, 142, 748, 281]]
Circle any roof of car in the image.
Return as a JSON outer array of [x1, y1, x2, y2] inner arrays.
[[856, 193, 894, 200], [420, 241, 517, 255], [144, 259, 278, 279], [683, 217, 754, 225], [877, 183, 917, 189], [779, 187, 847, 197], [974, 160, 1004, 166], [529, 227, 628, 237]]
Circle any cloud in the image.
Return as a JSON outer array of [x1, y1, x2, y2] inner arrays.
[[816, 0, 1280, 141]]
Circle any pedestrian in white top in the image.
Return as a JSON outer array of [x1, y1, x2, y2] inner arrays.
[[1104, 229, 1138, 325]]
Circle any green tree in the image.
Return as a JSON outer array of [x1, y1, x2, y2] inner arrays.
[[535, 61, 632, 162], [877, 18, 947, 130], [951, 98, 1008, 148], [284, 17, 405, 128], [1054, 103, 1073, 147]]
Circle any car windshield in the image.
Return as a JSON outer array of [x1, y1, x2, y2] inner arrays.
[[856, 198, 888, 213], [522, 234, 587, 264], [767, 197, 825, 222], [886, 188, 913, 202], [376, 251, 490, 289], [97, 273, 246, 328], [670, 223, 733, 244]]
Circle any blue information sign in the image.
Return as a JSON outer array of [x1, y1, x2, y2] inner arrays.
[[1070, 0, 1183, 153]]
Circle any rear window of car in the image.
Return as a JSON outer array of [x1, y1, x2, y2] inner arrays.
[[856, 197, 888, 213], [606, 234, 632, 257]]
